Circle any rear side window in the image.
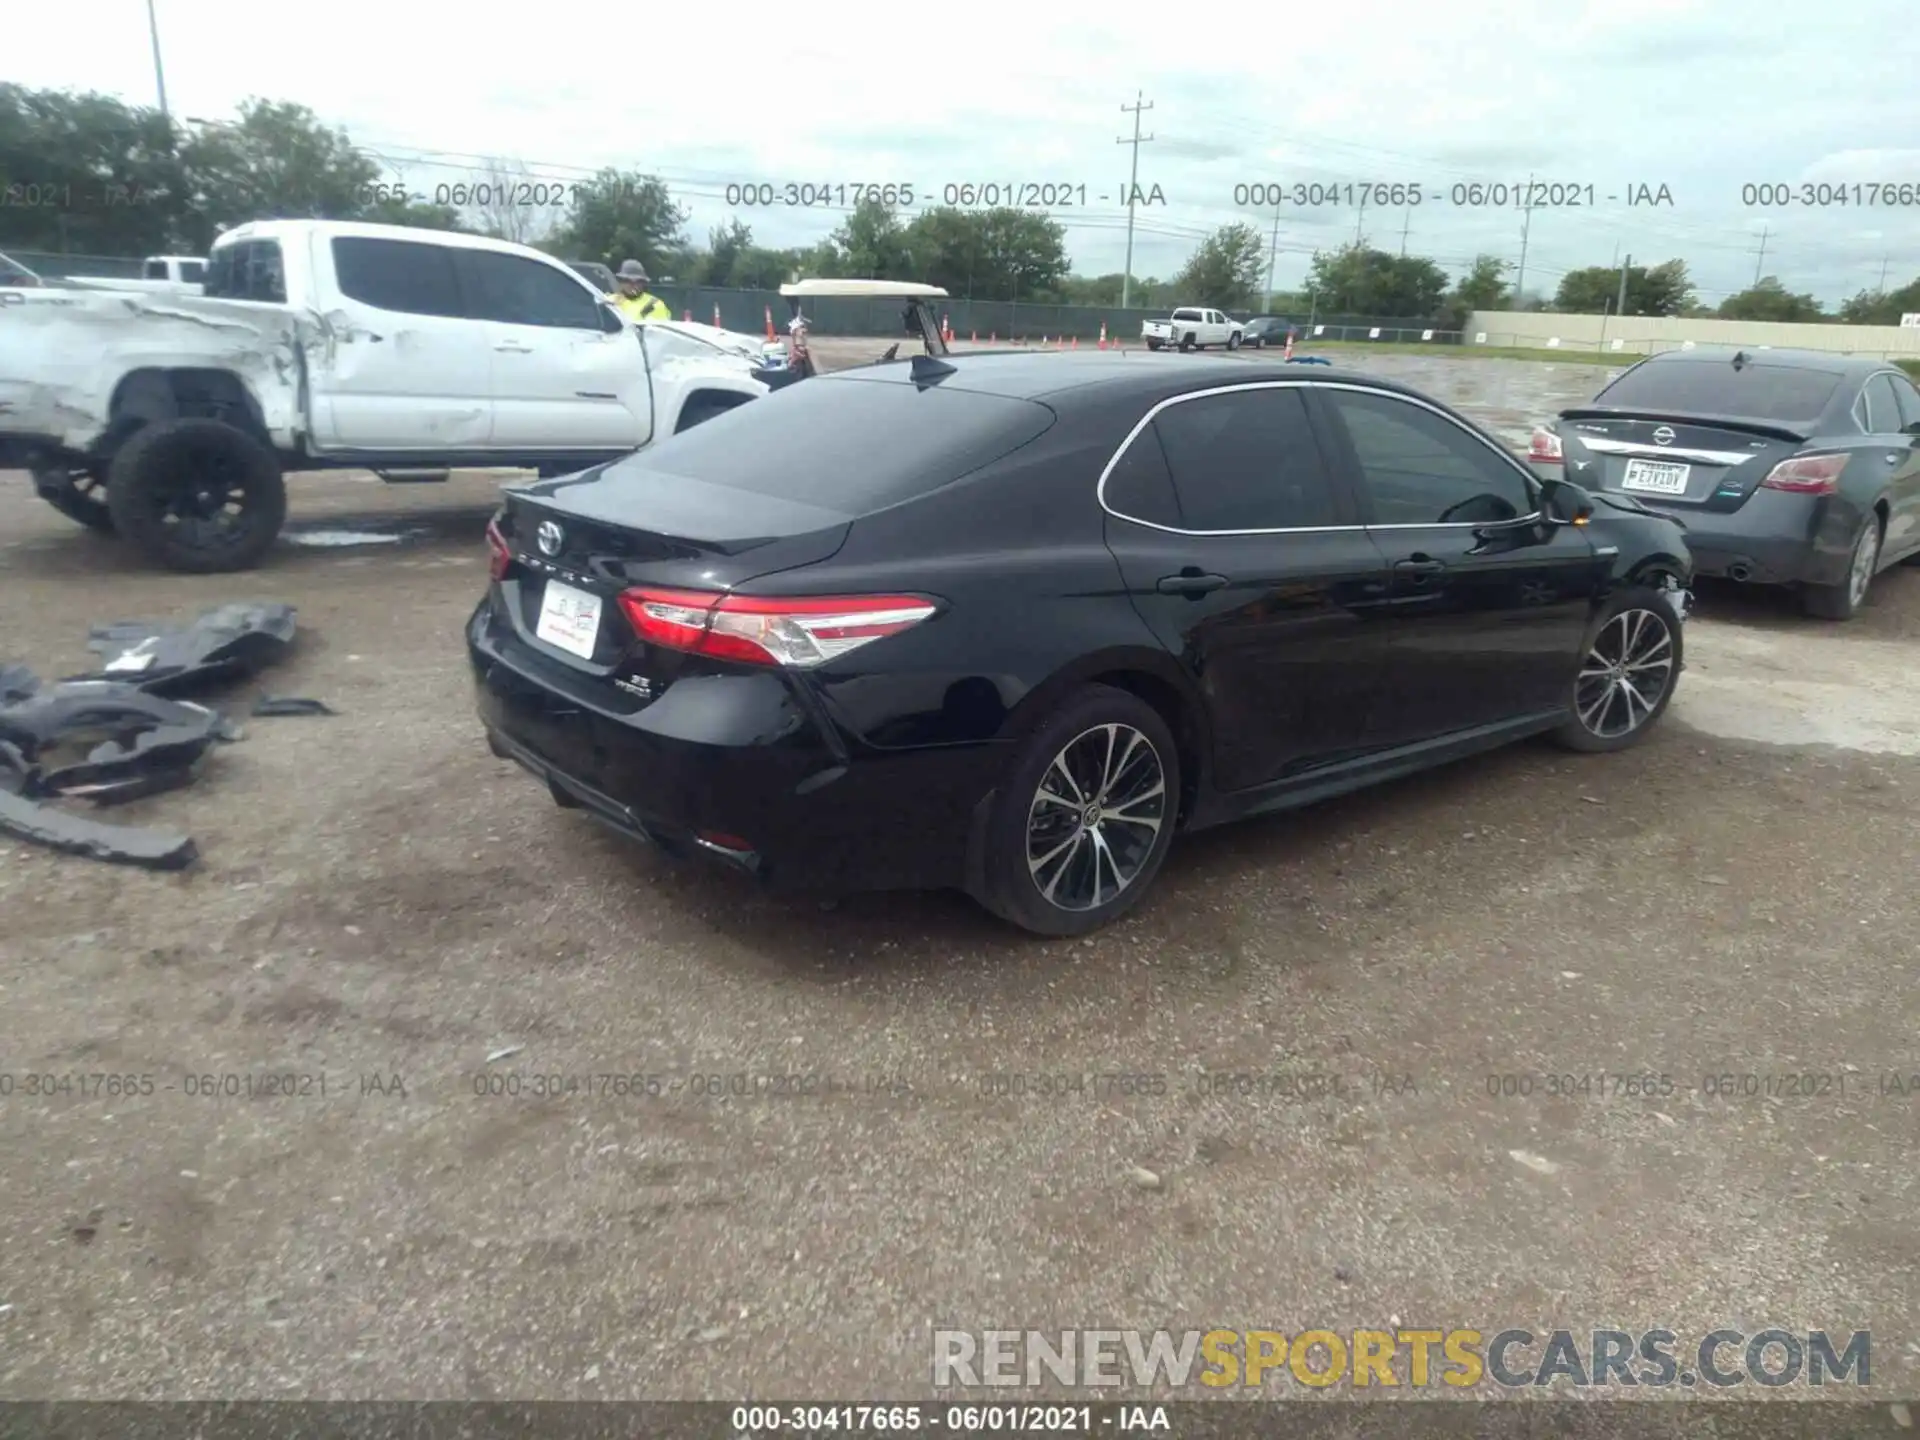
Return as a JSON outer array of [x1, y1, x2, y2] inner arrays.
[[1325, 389, 1532, 526], [457, 250, 601, 329], [180, 259, 205, 282], [635, 376, 1056, 514], [1862, 374, 1902, 434], [1102, 424, 1182, 528], [1594, 360, 1840, 425], [1172, 308, 1201, 322], [144, 259, 166, 279], [1149, 388, 1340, 531], [204, 240, 286, 302], [332, 237, 465, 318]]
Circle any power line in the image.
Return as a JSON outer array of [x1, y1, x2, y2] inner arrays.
[[1751, 223, 1769, 285], [1115, 91, 1155, 310]]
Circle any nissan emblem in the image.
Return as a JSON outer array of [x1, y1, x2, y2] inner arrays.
[[536, 520, 564, 557], [1652, 426, 1675, 446]]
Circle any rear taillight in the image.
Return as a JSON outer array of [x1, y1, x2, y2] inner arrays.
[[1528, 425, 1563, 464], [1759, 453, 1846, 495], [485, 517, 511, 580], [617, 587, 938, 668]]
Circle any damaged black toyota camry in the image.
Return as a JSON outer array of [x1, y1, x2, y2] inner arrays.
[[469, 353, 1691, 935]]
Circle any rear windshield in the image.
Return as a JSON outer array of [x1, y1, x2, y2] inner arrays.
[[640, 376, 1056, 512], [1594, 361, 1841, 424]]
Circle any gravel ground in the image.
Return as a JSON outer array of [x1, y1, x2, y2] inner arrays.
[[1, 347, 1916, 1403]]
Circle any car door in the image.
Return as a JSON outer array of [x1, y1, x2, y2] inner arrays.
[[452, 248, 653, 450], [1312, 384, 1609, 743], [309, 235, 494, 451], [1863, 372, 1920, 559], [1100, 382, 1398, 793]]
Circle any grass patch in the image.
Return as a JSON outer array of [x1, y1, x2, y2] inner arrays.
[[1898, 359, 1920, 381]]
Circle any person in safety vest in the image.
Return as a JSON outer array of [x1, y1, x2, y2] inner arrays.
[[609, 260, 670, 322]]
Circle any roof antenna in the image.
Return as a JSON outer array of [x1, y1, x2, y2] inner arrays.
[[909, 353, 957, 387], [1731, 349, 1749, 370]]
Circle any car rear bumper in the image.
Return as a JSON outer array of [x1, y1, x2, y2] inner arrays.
[[1605, 487, 1847, 587], [467, 600, 1002, 896]]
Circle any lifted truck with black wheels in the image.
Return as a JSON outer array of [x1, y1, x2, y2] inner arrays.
[[0, 218, 769, 573]]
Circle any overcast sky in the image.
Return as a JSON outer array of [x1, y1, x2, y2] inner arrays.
[[12, 0, 1920, 305]]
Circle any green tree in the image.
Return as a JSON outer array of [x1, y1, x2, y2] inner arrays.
[[696, 218, 753, 286], [0, 82, 190, 256], [1554, 259, 1694, 316], [174, 99, 386, 250], [1435, 254, 1510, 330], [552, 169, 687, 276], [1716, 276, 1825, 323], [1173, 223, 1267, 309], [1304, 244, 1449, 317], [828, 194, 911, 278], [902, 206, 1068, 300], [1838, 276, 1920, 326], [1058, 272, 1131, 306]]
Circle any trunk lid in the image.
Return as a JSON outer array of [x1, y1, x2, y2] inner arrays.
[[494, 459, 850, 683], [1555, 409, 1808, 513]]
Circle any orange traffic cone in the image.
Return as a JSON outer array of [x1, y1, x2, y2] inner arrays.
[[1071, 335, 1079, 349], [943, 314, 953, 343], [683, 310, 691, 322], [1098, 322, 1108, 349], [1283, 332, 1295, 360], [765, 306, 775, 342], [712, 302, 722, 328], [970, 329, 977, 343], [989, 331, 996, 343]]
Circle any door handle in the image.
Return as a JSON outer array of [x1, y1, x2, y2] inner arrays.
[[495, 342, 533, 354], [1394, 557, 1446, 578], [1156, 571, 1230, 595]]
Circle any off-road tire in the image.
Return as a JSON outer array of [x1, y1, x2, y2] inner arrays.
[[106, 418, 287, 574], [32, 465, 116, 533]]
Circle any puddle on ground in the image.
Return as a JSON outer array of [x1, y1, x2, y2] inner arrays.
[[1674, 620, 1920, 756], [285, 526, 432, 548]]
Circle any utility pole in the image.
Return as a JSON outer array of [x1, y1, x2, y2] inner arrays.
[[1877, 255, 1891, 292], [146, 0, 170, 117], [1264, 199, 1281, 303], [1616, 252, 1631, 317], [1512, 173, 1535, 310], [1354, 200, 1365, 249], [1399, 208, 1411, 257], [1752, 223, 1769, 285], [1116, 92, 1155, 311]]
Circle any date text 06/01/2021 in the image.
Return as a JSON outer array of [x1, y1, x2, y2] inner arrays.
[[352, 178, 655, 209], [729, 1403, 1149, 1434], [1230, 180, 1676, 209], [721, 182, 1170, 209]]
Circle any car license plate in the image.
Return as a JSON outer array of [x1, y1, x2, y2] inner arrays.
[[1621, 458, 1691, 494], [535, 579, 601, 659]]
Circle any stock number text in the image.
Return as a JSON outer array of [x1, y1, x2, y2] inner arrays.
[[1742, 182, 1919, 208]]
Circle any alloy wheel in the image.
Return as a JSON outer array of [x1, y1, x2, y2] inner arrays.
[[1575, 608, 1676, 739], [148, 441, 258, 555], [1025, 723, 1168, 912], [1848, 521, 1880, 608]]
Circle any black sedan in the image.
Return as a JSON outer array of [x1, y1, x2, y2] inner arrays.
[[1530, 347, 1920, 620], [1241, 316, 1293, 349], [471, 354, 1692, 935]]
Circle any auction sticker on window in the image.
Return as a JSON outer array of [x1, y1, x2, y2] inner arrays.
[[535, 580, 601, 659]]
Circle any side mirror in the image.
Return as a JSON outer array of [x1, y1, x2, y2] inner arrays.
[[600, 303, 626, 334], [1541, 476, 1595, 526]]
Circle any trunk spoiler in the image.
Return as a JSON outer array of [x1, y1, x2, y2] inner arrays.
[[1557, 407, 1811, 445]]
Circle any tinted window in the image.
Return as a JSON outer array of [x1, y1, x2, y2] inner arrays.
[[1102, 423, 1182, 527], [331, 236, 465, 318], [459, 251, 601, 329], [1327, 390, 1532, 526], [204, 240, 286, 302], [1891, 373, 1920, 431], [631, 375, 1055, 514], [1863, 374, 1902, 434], [1149, 388, 1340, 531], [180, 259, 205, 282], [144, 259, 166, 279], [1172, 309, 1202, 322], [1594, 360, 1840, 424]]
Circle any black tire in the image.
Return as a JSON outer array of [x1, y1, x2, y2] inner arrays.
[[1146, 340, 1163, 351], [1801, 512, 1881, 620], [1179, 333, 1197, 352], [1252, 337, 1265, 349], [1549, 585, 1684, 753], [32, 465, 116, 533], [675, 395, 744, 433], [105, 418, 287, 574], [975, 685, 1181, 937], [1226, 332, 1241, 351]]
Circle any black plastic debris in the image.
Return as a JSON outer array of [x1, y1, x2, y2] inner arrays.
[[73, 602, 297, 696], [251, 695, 336, 717], [0, 787, 197, 870], [0, 664, 38, 706]]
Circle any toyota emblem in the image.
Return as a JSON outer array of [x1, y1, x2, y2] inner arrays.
[[535, 520, 564, 557], [1652, 426, 1675, 446]]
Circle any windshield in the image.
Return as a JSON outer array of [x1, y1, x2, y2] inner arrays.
[[1592, 360, 1843, 425]]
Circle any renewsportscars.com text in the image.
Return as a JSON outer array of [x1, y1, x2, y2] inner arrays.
[[932, 1328, 1871, 1389]]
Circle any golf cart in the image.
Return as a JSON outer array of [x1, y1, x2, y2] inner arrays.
[[767, 279, 951, 385]]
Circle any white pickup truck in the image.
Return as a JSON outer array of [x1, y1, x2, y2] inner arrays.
[[1142, 306, 1244, 352], [0, 219, 769, 572], [62, 254, 209, 297]]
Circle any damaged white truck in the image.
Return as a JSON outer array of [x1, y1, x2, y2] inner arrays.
[[0, 220, 770, 572]]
